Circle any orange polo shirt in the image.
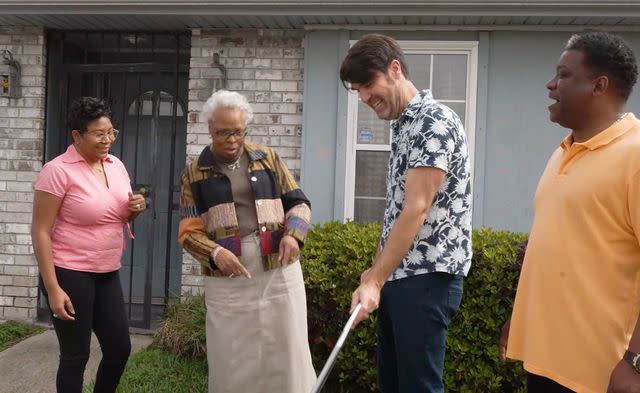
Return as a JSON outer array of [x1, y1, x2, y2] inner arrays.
[[507, 113, 640, 393]]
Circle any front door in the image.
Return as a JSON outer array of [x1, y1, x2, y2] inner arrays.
[[42, 31, 190, 329]]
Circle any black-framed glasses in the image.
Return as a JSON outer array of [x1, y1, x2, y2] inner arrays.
[[212, 128, 246, 141], [86, 129, 120, 142]]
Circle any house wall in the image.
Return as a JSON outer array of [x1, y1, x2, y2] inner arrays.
[[302, 30, 480, 223], [0, 26, 46, 321], [303, 29, 640, 233], [181, 28, 305, 296], [0, 26, 307, 319], [3, 25, 640, 320], [481, 31, 640, 232]]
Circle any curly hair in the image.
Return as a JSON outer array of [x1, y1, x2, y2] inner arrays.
[[201, 89, 254, 125], [566, 32, 638, 100], [67, 97, 112, 133]]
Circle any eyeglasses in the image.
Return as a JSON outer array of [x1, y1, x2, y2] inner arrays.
[[86, 129, 120, 142], [212, 128, 246, 141]]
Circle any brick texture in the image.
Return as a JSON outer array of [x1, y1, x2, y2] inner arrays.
[[182, 29, 305, 296], [0, 27, 46, 322], [0, 27, 307, 315]]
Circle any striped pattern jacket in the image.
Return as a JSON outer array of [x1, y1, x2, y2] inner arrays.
[[178, 141, 311, 277]]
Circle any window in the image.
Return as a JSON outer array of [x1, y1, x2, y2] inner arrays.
[[344, 41, 478, 222], [128, 90, 184, 117]]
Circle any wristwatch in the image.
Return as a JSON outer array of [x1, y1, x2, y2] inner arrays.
[[624, 349, 640, 373]]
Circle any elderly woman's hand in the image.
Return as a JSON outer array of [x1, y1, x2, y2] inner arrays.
[[213, 248, 251, 279], [279, 234, 300, 265]]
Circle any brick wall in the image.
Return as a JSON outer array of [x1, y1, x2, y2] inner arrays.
[[181, 28, 305, 296], [0, 27, 46, 321]]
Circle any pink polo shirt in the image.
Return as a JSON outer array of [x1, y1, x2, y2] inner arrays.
[[35, 145, 133, 273]]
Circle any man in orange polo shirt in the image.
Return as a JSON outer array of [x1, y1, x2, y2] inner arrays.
[[499, 32, 640, 393]]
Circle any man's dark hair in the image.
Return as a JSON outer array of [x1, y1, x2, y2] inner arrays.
[[67, 97, 112, 133], [566, 32, 638, 101], [340, 33, 409, 88]]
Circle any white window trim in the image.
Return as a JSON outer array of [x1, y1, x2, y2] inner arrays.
[[344, 40, 478, 221]]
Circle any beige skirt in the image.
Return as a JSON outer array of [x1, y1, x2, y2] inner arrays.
[[204, 233, 317, 393]]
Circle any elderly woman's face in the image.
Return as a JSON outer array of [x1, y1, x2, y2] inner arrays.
[[209, 107, 247, 161]]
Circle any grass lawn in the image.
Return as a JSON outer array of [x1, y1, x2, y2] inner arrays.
[[83, 345, 208, 393], [0, 320, 45, 352]]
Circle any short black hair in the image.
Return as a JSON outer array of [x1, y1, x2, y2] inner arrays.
[[67, 97, 111, 133], [340, 34, 409, 88], [565, 32, 638, 101]]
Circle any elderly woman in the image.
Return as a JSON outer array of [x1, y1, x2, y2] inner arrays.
[[31, 97, 146, 393], [178, 90, 316, 392]]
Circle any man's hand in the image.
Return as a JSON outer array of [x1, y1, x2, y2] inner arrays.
[[278, 234, 300, 265], [360, 267, 372, 283], [212, 248, 251, 279], [607, 360, 640, 393], [350, 279, 382, 329], [499, 318, 511, 362]]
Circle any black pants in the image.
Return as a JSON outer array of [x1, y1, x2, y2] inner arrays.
[[42, 266, 131, 393], [527, 373, 576, 393]]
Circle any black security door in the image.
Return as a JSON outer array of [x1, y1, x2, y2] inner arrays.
[[42, 31, 190, 329]]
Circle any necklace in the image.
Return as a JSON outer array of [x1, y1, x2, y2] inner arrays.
[[212, 149, 243, 171], [225, 155, 241, 171], [89, 163, 103, 173]]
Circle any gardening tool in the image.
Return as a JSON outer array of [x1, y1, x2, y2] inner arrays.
[[310, 303, 363, 393]]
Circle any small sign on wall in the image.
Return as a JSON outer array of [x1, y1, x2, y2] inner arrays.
[[358, 128, 374, 144]]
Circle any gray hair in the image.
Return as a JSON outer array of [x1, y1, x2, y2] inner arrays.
[[201, 89, 254, 124]]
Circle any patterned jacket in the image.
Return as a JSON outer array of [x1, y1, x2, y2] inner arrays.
[[178, 141, 311, 277]]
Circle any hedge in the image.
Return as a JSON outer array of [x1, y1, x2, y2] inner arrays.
[[303, 222, 528, 393], [156, 221, 528, 392]]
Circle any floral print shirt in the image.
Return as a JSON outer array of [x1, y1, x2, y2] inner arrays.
[[382, 89, 472, 281]]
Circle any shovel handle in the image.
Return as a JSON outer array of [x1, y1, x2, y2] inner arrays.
[[309, 303, 363, 393]]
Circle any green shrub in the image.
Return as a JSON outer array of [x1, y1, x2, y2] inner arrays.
[[303, 222, 528, 393], [154, 294, 207, 359], [444, 227, 527, 393], [303, 220, 381, 393], [157, 222, 528, 392]]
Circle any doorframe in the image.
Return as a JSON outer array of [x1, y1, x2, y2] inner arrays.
[[39, 30, 190, 329]]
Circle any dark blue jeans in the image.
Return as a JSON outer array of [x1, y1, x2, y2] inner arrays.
[[377, 272, 463, 393]]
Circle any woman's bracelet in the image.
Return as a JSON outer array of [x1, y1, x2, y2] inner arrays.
[[211, 247, 223, 264]]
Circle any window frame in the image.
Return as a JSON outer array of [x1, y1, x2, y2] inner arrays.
[[344, 40, 479, 221]]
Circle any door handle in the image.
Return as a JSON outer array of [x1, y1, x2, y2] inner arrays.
[[138, 185, 152, 197], [134, 184, 153, 217]]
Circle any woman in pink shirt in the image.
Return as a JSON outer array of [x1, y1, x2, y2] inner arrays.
[[31, 97, 146, 393]]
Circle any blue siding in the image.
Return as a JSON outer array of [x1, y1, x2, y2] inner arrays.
[[302, 29, 640, 232]]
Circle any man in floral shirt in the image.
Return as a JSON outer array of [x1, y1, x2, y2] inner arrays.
[[340, 34, 472, 393]]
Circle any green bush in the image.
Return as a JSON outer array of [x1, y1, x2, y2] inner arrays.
[[154, 294, 207, 359], [303, 222, 528, 393], [303, 220, 381, 393], [444, 228, 527, 393], [157, 222, 528, 392]]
